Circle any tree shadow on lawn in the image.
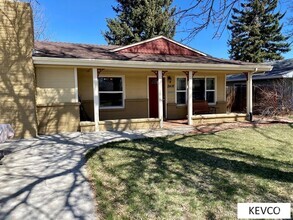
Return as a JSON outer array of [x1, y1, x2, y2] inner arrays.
[[86, 134, 293, 219]]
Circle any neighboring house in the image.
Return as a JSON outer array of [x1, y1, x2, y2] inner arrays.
[[227, 59, 293, 113], [0, 0, 272, 138]]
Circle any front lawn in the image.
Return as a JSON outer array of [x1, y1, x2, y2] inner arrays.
[[86, 124, 293, 219]]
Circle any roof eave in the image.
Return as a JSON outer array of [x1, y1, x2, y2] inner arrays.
[[227, 74, 292, 82], [32, 57, 273, 72]]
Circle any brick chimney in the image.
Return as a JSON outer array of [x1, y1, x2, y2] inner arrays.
[[0, 0, 37, 138]]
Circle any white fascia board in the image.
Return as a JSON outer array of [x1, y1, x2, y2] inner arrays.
[[32, 57, 273, 73], [284, 71, 293, 78]]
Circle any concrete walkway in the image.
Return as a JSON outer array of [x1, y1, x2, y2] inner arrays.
[[0, 126, 194, 220]]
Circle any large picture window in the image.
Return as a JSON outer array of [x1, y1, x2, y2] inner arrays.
[[99, 77, 124, 108], [176, 77, 187, 104]]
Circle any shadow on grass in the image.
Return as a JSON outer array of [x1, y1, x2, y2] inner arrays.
[[86, 132, 293, 219]]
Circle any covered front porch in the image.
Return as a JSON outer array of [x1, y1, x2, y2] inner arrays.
[[77, 67, 253, 132]]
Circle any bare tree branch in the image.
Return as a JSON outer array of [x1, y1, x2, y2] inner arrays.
[[255, 80, 293, 117], [18, 0, 49, 40], [176, 0, 240, 42], [176, 0, 292, 42]]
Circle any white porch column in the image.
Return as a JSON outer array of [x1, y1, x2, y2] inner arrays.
[[93, 68, 100, 131], [74, 67, 79, 102], [188, 71, 193, 125], [246, 72, 253, 121], [158, 70, 163, 128]]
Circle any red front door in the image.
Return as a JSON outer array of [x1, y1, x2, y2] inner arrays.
[[149, 78, 165, 118]]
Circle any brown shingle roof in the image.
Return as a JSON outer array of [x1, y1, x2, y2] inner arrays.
[[34, 41, 251, 65]]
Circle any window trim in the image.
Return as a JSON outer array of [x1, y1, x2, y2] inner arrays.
[[98, 75, 125, 109], [175, 75, 218, 106], [175, 76, 187, 106], [204, 77, 217, 105]]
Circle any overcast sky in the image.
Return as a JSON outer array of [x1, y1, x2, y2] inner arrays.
[[38, 0, 293, 59]]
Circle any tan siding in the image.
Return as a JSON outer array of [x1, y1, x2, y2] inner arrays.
[[37, 103, 80, 135], [78, 69, 149, 101], [100, 99, 148, 120], [36, 67, 76, 104], [81, 99, 148, 121], [217, 74, 225, 102], [166, 72, 180, 104], [124, 72, 148, 99], [167, 103, 187, 119], [78, 69, 93, 100], [100, 70, 148, 99], [0, 0, 37, 138]]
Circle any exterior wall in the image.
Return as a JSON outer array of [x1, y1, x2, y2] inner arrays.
[[78, 69, 151, 121], [167, 104, 187, 119], [36, 67, 76, 104], [0, 0, 37, 138], [78, 69, 93, 100], [37, 66, 230, 130], [100, 99, 148, 120], [35, 67, 79, 134], [37, 103, 80, 135]]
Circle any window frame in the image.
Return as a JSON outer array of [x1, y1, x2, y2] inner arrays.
[[205, 77, 217, 105], [99, 75, 125, 109], [175, 76, 187, 106], [175, 76, 217, 105]]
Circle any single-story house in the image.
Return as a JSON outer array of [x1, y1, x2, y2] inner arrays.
[[227, 59, 293, 113], [0, 0, 272, 138]]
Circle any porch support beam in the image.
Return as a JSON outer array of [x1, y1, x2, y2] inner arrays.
[[74, 67, 78, 102], [93, 68, 100, 131], [246, 72, 253, 121], [188, 71, 193, 125], [158, 70, 163, 128]]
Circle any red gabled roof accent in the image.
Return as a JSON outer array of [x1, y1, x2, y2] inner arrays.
[[112, 36, 207, 57]]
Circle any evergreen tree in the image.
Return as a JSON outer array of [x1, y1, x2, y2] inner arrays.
[[104, 0, 176, 45], [228, 0, 290, 63]]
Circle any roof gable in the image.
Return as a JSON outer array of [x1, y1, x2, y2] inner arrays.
[[112, 36, 206, 57]]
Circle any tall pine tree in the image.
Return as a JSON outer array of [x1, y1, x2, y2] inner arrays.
[[228, 0, 290, 63], [104, 0, 176, 45]]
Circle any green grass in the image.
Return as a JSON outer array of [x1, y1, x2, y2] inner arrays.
[[86, 124, 293, 219]]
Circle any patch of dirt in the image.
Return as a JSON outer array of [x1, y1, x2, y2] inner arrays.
[[192, 117, 293, 135]]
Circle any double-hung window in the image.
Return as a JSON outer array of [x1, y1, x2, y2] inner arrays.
[[99, 77, 124, 108], [175, 76, 216, 105], [176, 77, 187, 105], [206, 78, 216, 103], [193, 77, 216, 104]]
